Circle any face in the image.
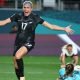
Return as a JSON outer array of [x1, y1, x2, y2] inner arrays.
[[23, 4, 32, 16], [67, 46, 72, 52]]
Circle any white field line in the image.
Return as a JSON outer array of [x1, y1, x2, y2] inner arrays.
[[0, 72, 14, 74], [0, 77, 54, 80], [0, 71, 58, 74], [0, 62, 61, 64]]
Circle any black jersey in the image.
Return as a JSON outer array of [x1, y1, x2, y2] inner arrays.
[[10, 12, 44, 46]]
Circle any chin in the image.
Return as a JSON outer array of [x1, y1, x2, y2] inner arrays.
[[24, 13, 31, 16]]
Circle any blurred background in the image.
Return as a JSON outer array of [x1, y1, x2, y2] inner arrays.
[[0, 0, 80, 33], [0, 0, 80, 55], [0, 0, 80, 10], [0, 0, 80, 80]]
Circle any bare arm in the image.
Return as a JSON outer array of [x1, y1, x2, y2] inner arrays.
[[0, 18, 11, 26], [42, 21, 73, 34]]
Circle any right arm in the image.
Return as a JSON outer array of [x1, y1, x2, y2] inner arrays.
[[0, 18, 11, 26], [60, 45, 67, 67]]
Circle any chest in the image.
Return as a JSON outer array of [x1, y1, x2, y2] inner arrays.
[[17, 17, 36, 31]]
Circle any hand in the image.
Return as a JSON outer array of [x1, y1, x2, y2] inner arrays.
[[64, 25, 74, 34]]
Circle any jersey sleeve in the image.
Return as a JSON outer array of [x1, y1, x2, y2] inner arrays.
[[10, 13, 20, 22], [72, 46, 78, 55], [35, 14, 44, 24], [61, 45, 67, 55], [75, 75, 80, 80], [59, 68, 65, 77]]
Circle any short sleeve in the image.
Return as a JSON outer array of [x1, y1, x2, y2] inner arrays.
[[34, 14, 44, 24], [59, 68, 65, 77], [72, 46, 78, 55], [10, 13, 20, 22], [61, 45, 67, 55]]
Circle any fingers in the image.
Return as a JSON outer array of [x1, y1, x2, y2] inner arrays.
[[68, 29, 74, 35], [65, 25, 74, 34], [66, 29, 73, 35], [70, 29, 74, 34]]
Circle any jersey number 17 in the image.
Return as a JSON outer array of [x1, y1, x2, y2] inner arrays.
[[21, 22, 28, 30]]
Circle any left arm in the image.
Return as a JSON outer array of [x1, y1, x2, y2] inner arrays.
[[42, 21, 73, 34]]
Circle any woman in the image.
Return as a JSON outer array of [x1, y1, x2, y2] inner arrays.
[[0, 1, 73, 80], [57, 63, 80, 80], [60, 44, 78, 67]]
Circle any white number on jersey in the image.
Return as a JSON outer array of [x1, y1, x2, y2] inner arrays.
[[21, 22, 28, 30]]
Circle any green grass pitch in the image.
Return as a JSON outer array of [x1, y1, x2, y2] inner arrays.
[[0, 56, 80, 80]]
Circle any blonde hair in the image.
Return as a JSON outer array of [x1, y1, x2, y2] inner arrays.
[[23, 1, 33, 8]]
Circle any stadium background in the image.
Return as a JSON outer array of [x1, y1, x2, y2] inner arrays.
[[0, 0, 80, 80], [0, 0, 80, 55]]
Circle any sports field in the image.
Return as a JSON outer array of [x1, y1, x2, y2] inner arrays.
[[0, 56, 80, 80]]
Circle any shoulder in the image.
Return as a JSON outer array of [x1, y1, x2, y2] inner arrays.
[[74, 65, 80, 73], [73, 74, 80, 80], [62, 45, 67, 52], [10, 12, 22, 22], [72, 46, 77, 51], [31, 12, 41, 18], [59, 68, 65, 76], [31, 12, 39, 16], [11, 13, 22, 18], [62, 45, 67, 49], [30, 12, 44, 24]]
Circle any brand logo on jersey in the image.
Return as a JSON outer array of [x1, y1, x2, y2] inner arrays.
[[18, 19, 22, 21], [29, 22, 32, 24], [25, 43, 32, 47]]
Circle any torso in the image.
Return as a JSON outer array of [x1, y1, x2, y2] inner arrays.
[[10, 12, 44, 46], [59, 68, 80, 80]]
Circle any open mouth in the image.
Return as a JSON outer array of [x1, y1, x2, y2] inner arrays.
[[25, 12, 29, 13], [24, 11, 31, 16], [24, 12, 29, 16]]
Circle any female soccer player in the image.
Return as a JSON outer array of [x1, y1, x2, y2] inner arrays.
[[60, 44, 78, 67], [0, 1, 73, 80], [57, 63, 80, 80]]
